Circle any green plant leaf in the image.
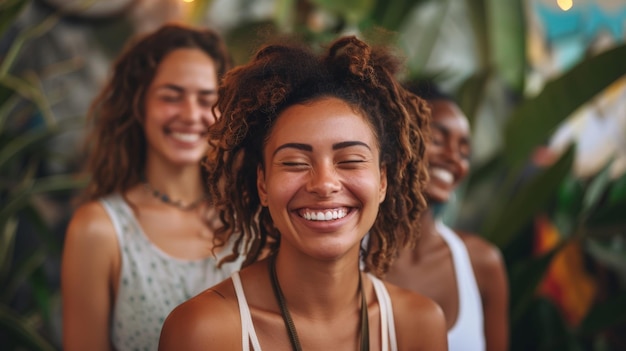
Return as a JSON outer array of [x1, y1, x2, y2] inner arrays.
[[0, 73, 57, 126], [504, 43, 626, 166], [556, 174, 585, 217], [0, 127, 61, 170], [483, 145, 575, 248], [577, 292, 626, 336], [585, 238, 626, 277], [0, 116, 81, 169], [0, 216, 18, 283], [486, 0, 526, 93], [528, 298, 584, 351], [273, 0, 296, 32], [552, 174, 585, 237], [510, 245, 563, 324], [311, 0, 375, 25], [225, 20, 278, 65], [368, 0, 430, 31], [399, 0, 451, 75], [0, 304, 56, 351], [23, 205, 61, 255], [608, 171, 626, 204], [584, 197, 626, 235], [0, 89, 19, 131], [456, 69, 491, 127], [30, 266, 54, 322], [466, 0, 488, 67], [581, 159, 614, 214], [1, 248, 46, 303], [0, 11, 59, 78], [0, 0, 30, 39], [0, 174, 88, 224]]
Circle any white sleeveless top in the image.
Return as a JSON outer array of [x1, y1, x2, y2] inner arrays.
[[101, 194, 244, 351], [232, 272, 398, 351], [436, 220, 485, 351]]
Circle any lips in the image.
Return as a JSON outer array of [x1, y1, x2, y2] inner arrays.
[[298, 207, 349, 221], [430, 167, 454, 185]]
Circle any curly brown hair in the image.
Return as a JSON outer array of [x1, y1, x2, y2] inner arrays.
[[206, 36, 430, 276], [81, 23, 232, 201]]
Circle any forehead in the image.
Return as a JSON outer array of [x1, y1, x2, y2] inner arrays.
[[429, 100, 470, 132], [267, 97, 378, 149], [151, 48, 218, 87]]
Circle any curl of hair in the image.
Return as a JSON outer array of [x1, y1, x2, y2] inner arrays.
[[206, 36, 430, 276], [80, 23, 232, 202]]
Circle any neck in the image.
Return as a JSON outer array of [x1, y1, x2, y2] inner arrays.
[[413, 207, 444, 255], [143, 160, 205, 204], [271, 250, 362, 319]]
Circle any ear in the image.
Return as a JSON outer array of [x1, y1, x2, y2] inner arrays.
[[257, 165, 268, 207], [378, 165, 387, 203]]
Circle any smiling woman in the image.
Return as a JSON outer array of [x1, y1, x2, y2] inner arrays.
[[386, 80, 509, 351], [158, 36, 448, 351], [60, 23, 244, 351]]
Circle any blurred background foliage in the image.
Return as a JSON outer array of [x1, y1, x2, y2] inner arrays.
[[1, 0, 625, 350]]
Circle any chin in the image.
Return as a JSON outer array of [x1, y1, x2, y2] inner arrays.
[[168, 151, 207, 165], [425, 189, 452, 205]]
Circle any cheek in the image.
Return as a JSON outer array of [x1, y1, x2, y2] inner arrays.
[[458, 160, 470, 180], [207, 108, 219, 125], [425, 145, 439, 162], [146, 99, 180, 119], [344, 172, 383, 202], [266, 173, 303, 205]]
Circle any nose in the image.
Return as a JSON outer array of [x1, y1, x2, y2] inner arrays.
[[181, 96, 204, 123], [306, 161, 342, 197], [442, 140, 462, 163]]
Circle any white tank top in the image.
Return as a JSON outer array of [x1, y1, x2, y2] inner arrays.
[[231, 272, 398, 351], [436, 220, 486, 351]]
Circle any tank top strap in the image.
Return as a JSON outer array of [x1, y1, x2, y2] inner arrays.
[[232, 272, 262, 351], [435, 220, 485, 350], [99, 193, 134, 244], [368, 274, 398, 351]]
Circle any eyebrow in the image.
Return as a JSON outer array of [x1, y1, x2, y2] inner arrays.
[[156, 84, 217, 95], [332, 141, 371, 151], [272, 141, 371, 157], [432, 122, 470, 144]]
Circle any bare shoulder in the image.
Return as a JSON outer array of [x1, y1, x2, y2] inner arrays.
[[384, 282, 447, 351], [63, 201, 119, 263], [66, 201, 116, 245], [159, 279, 241, 351], [456, 230, 506, 278]]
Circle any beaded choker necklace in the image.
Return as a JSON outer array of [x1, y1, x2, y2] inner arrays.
[[142, 179, 207, 211], [268, 255, 369, 351]]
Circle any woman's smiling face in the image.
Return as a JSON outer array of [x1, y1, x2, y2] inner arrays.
[[143, 48, 219, 167], [257, 97, 387, 260], [425, 99, 471, 204]]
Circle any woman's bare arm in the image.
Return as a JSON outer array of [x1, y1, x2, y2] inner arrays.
[[464, 234, 510, 351], [61, 203, 118, 351]]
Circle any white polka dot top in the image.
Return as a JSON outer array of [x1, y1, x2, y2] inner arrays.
[[101, 193, 244, 351]]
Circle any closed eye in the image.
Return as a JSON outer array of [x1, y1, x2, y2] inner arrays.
[[280, 162, 310, 170], [337, 159, 369, 169], [160, 95, 181, 103]]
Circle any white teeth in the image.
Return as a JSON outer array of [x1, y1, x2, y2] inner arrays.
[[431, 167, 454, 185], [302, 209, 347, 221], [171, 132, 201, 143]]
